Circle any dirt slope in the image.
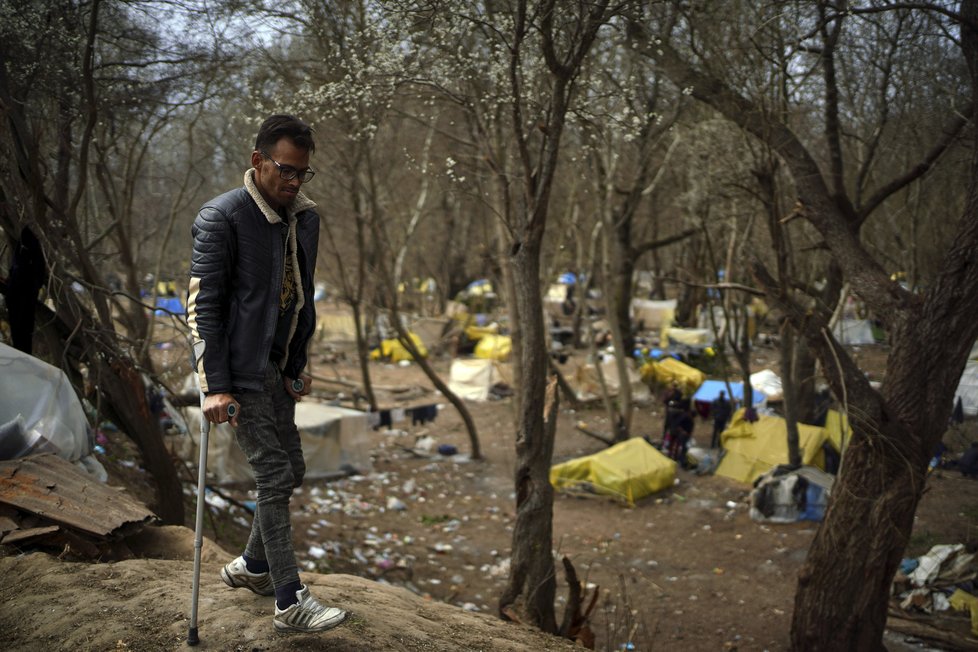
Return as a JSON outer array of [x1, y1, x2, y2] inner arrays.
[[0, 527, 578, 652]]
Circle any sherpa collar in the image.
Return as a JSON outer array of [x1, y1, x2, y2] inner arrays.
[[243, 168, 316, 224]]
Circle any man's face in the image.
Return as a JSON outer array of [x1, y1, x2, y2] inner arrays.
[[251, 137, 312, 210]]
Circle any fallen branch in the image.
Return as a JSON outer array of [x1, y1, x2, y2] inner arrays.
[[886, 610, 978, 651], [575, 423, 615, 447]]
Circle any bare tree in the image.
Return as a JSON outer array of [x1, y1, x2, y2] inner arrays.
[[631, 2, 978, 648]]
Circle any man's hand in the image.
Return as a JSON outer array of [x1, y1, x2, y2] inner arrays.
[[285, 373, 312, 401], [203, 392, 240, 427]]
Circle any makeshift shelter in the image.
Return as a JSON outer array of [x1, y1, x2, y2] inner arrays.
[[0, 343, 104, 480], [409, 317, 450, 350], [954, 360, 978, 417], [178, 399, 372, 485], [153, 296, 184, 317], [750, 369, 784, 402], [640, 357, 705, 396], [447, 358, 509, 402], [550, 437, 676, 505], [749, 465, 834, 523], [832, 319, 879, 345], [692, 379, 767, 410], [574, 357, 651, 402], [715, 411, 830, 484], [371, 332, 428, 363], [474, 334, 511, 361], [823, 409, 853, 454], [630, 299, 676, 330], [316, 310, 358, 342], [661, 326, 713, 348]]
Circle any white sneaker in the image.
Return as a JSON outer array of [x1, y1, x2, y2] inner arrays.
[[220, 556, 274, 596], [274, 585, 347, 633]]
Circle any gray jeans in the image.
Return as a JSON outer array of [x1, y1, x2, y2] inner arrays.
[[233, 364, 305, 589]]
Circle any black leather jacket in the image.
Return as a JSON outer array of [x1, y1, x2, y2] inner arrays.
[[187, 177, 318, 394]]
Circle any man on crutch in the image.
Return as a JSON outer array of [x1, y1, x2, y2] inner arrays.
[[186, 114, 346, 635]]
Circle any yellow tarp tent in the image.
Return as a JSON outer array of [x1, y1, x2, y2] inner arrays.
[[715, 410, 829, 484], [474, 334, 512, 361], [550, 438, 676, 505], [640, 357, 705, 396], [823, 409, 852, 454], [370, 332, 428, 363], [464, 324, 499, 341]]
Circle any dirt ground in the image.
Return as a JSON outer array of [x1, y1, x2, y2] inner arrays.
[[2, 335, 977, 651]]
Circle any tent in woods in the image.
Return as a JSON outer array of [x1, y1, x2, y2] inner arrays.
[[639, 357, 705, 396], [749, 465, 834, 523], [714, 410, 831, 484], [832, 319, 880, 345], [954, 360, 978, 417], [0, 343, 104, 480], [692, 379, 767, 412], [550, 437, 676, 505], [474, 334, 512, 361], [178, 400, 371, 484], [447, 358, 510, 402], [631, 298, 676, 330], [749, 369, 783, 402], [371, 332, 428, 363], [574, 357, 651, 402]]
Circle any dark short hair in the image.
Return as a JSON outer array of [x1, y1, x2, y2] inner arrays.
[[255, 114, 316, 153]]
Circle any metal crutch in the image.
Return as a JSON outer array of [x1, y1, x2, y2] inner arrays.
[[187, 391, 235, 646]]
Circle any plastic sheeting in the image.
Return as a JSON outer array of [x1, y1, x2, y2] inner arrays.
[[0, 343, 91, 463], [574, 357, 651, 402], [474, 334, 512, 361], [955, 360, 978, 417], [178, 399, 372, 485], [640, 357, 705, 396], [447, 358, 509, 402], [631, 298, 676, 330], [715, 410, 829, 484], [550, 438, 676, 505], [371, 332, 428, 363], [692, 379, 767, 408]]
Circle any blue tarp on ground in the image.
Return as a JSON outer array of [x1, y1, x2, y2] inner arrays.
[[154, 296, 184, 316], [692, 379, 765, 407]]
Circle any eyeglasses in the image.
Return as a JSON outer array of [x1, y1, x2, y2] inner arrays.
[[260, 151, 315, 183]]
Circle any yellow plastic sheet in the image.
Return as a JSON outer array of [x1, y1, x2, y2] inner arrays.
[[640, 357, 705, 396], [949, 589, 978, 635], [474, 334, 511, 361], [550, 438, 676, 505], [370, 332, 428, 363], [715, 410, 829, 484]]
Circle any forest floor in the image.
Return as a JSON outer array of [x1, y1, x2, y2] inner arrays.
[[2, 323, 977, 651]]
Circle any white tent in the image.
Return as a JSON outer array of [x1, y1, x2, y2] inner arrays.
[[0, 342, 105, 480], [954, 360, 978, 417], [750, 369, 784, 402], [448, 358, 509, 402], [177, 374, 372, 484], [833, 319, 878, 345], [630, 298, 676, 330]]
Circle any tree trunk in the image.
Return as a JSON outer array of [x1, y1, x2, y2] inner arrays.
[[791, 418, 925, 650], [779, 320, 801, 467], [498, 237, 557, 633], [350, 300, 378, 411]]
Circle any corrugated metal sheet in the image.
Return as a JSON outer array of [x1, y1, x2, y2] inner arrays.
[[0, 454, 157, 538]]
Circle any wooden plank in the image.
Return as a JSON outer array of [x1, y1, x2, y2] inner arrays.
[[1, 525, 60, 544], [0, 454, 157, 538]]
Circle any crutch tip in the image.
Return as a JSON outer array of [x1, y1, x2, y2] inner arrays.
[[187, 627, 199, 646]]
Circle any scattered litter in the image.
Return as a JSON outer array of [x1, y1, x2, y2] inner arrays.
[[386, 497, 407, 511]]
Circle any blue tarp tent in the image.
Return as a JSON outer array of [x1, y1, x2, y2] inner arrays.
[[692, 379, 765, 407], [154, 296, 185, 316]]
